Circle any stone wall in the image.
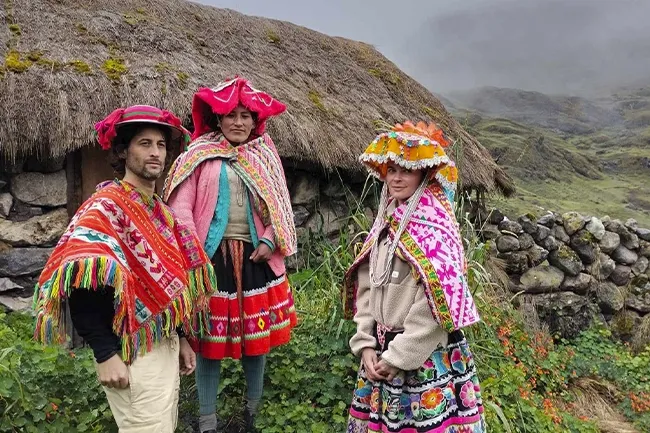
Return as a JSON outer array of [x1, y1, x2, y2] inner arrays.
[[483, 209, 650, 345], [8, 153, 643, 347], [287, 169, 372, 231], [0, 156, 69, 312], [0, 155, 370, 312], [283, 167, 375, 269]]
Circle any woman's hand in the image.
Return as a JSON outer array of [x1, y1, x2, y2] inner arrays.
[[361, 348, 384, 381], [375, 359, 400, 382], [250, 243, 273, 263]]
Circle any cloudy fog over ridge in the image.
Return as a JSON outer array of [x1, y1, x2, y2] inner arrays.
[[196, 0, 650, 97]]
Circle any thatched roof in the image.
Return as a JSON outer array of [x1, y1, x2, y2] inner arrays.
[[0, 0, 514, 196]]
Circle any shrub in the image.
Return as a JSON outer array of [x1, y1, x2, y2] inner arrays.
[[0, 313, 116, 432]]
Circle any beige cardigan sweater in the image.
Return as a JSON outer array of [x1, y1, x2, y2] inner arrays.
[[349, 230, 449, 371]]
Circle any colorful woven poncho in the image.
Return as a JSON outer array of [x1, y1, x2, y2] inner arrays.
[[163, 132, 297, 257], [33, 180, 217, 364], [344, 184, 480, 333]]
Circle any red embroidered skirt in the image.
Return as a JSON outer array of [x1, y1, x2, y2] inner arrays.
[[190, 239, 297, 359]]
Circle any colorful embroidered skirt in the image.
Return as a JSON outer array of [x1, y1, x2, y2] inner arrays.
[[348, 328, 486, 433], [190, 240, 297, 360]]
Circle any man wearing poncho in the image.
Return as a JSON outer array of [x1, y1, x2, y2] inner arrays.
[[32, 105, 217, 433]]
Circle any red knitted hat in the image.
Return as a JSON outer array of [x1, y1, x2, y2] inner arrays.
[[191, 77, 286, 140], [94, 105, 190, 150]]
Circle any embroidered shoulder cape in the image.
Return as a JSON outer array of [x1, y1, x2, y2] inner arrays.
[[343, 184, 480, 333], [33, 180, 217, 364], [163, 132, 297, 256]]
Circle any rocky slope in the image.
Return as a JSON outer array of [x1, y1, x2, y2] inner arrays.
[[446, 86, 650, 226]]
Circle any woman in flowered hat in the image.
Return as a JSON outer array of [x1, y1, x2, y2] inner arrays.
[[344, 122, 486, 433], [33, 105, 215, 433], [164, 77, 297, 433]]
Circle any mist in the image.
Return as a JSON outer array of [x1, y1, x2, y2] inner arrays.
[[194, 0, 650, 97]]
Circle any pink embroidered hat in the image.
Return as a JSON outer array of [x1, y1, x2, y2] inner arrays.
[[94, 105, 191, 150], [191, 76, 286, 140]]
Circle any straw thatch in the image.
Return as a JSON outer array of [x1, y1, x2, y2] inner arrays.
[[0, 0, 514, 195]]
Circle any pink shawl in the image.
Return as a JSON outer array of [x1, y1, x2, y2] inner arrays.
[[344, 184, 480, 333]]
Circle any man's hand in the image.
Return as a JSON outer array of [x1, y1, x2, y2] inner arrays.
[[97, 354, 129, 389], [375, 359, 400, 382], [179, 337, 196, 376], [250, 243, 273, 263], [361, 348, 384, 381]]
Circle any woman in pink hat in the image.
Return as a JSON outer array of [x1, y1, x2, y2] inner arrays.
[[164, 77, 297, 433]]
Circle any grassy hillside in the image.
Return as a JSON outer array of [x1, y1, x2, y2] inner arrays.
[[448, 86, 650, 226]]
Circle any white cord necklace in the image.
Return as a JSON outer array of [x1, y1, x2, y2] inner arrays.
[[369, 179, 427, 288]]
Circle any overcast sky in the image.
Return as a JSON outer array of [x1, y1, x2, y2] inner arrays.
[[195, 0, 650, 97]]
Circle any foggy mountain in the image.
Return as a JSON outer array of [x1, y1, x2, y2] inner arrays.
[[444, 86, 623, 134]]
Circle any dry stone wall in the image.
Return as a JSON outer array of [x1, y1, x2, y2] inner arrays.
[[483, 209, 650, 345], [284, 168, 375, 270], [0, 156, 68, 312], [0, 157, 369, 312]]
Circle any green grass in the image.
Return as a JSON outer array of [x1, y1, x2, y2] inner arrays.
[[489, 174, 650, 226], [625, 110, 650, 128], [481, 119, 532, 136]]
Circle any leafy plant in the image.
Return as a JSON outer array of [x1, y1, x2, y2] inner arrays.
[[0, 313, 116, 432], [565, 327, 650, 431]]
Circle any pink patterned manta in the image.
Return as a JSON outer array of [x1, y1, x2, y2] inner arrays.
[[344, 184, 480, 332]]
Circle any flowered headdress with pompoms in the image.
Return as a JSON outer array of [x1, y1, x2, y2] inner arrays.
[[94, 105, 191, 151], [359, 121, 458, 196]]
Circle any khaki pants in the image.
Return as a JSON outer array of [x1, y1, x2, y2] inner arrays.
[[101, 335, 180, 433]]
